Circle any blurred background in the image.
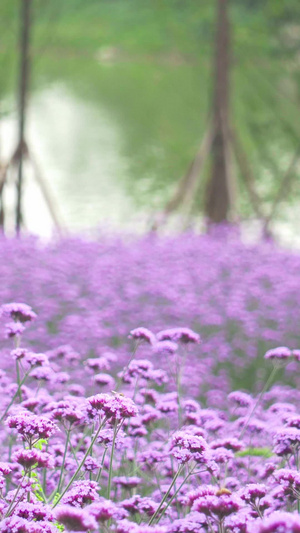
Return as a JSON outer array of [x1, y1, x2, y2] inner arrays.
[[1, 0, 300, 244]]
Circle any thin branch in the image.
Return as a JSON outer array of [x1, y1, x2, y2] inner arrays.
[[263, 144, 300, 234], [228, 126, 265, 220], [27, 149, 63, 234]]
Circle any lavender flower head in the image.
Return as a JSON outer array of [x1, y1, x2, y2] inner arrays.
[[5, 322, 25, 338], [88, 392, 138, 420], [248, 511, 300, 532], [152, 341, 178, 355], [192, 493, 241, 519], [264, 346, 292, 364], [156, 327, 200, 344], [1, 303, 37, 323], [55, 505, 97, 531], [7, 413, 58, 444], [129, 327, 156, 345], [13, 449, 54, 470]]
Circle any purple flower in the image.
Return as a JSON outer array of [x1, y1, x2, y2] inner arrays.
[[89, 499, 127, 521], [14, 502, 55, 522], [0, 516, 56, 532], [248, 511, 300, 532], [88, 393, 138, 420], [228, 391, 253, 408], [61, 480, 99, 507], [55, 505, 97, 531], [156, 328, 200, 344], [1, 303, 37, 323], [94, 373, 115, 387], [24, 352, 49, 367], [170, 431, 208, 464], [113, 476, 142, 489], [7, 413, 58, 444], [11, 348, 29, 361], [5, 322, 25, 338], [13, 449, 54, 470], [129, 327, 156, 345], [116, 520, 167, 533], [48, 400, 84, 427], [210, 437, 244, 452], [292, 349, 300, 362], [192, 493, 241, 518], [0, 462, 12, 475], [273, 427, 300, 456], [264, 346, 292, 363], [152, 341, 178, 355], [239, 483, 267, 504]]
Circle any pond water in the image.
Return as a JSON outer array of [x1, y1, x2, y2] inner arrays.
[[0, 55, 299, 247], [0, 56, 208, 237]]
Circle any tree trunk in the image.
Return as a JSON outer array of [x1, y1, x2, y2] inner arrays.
[[205, 0, 234, 223], [16, 0, 31, 234]]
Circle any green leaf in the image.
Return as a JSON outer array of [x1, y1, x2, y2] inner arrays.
[[34, 439, 48, 451], [235, 447, 273, 458], [54, 522, 65, 532], [53, 492, 61, 506]]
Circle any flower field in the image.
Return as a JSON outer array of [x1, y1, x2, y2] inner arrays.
[[1, 232, 300, 532]]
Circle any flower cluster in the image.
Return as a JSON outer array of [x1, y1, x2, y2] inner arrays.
[[0, 231, 299, 532]]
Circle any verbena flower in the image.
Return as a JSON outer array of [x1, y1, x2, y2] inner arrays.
[[61, 480, 99, 507], [129, 327, 156, 345], [87, 393, 138, 420], [13, 449, 54, 470], [156, 328, 200, 344], [1, 303, 37, 324], [55, 505, 97, 531], [113, 476, 142, 489], [7, 413, 58, 444], [248, 511, 300, 532], [5, 322, 25, 339], [89, 499, 127, 521], [273, 427, 300, 456], [264, 346, 292, 363], [239, 483, 267, 504], [192, 493, 241, 519], [228, 391, 253, 408], [0, 516, 57, 533], [152, 341, 178, 355]]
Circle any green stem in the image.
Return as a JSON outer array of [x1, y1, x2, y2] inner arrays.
[[96, 447, 107, 483], [5, 473, 26, 517], [115, 340, 141, 392], [69, 440, 80, 467], [156, 465, 196, 524], [27, 468, 31, 502], [148, 465, 184, 525], [52, 417, 106, 509], [0, 370, 30, 423], [239, 366, 277, 440], [16, 360, 22, 401], [107, 422, 118, 499], [57, 429, 71, 494]]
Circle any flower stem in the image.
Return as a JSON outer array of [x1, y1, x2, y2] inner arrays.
[[107, 422, 118, 499], [148, 465, 184, 525], [156, 464, 196, 524], [5, 474, 26, 517], [96, 447, 108, 483], [57, 429, 71, 494], [0, 370, 30, 423], [239, 366, 277, 440], [52, 417, 106, 508]]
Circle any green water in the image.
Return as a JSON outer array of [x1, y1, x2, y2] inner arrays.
[[1, 51, 212, 234], [1, 0, 300, 239]]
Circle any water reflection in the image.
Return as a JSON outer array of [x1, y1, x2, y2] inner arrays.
[[1, 84, 143, 236]]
